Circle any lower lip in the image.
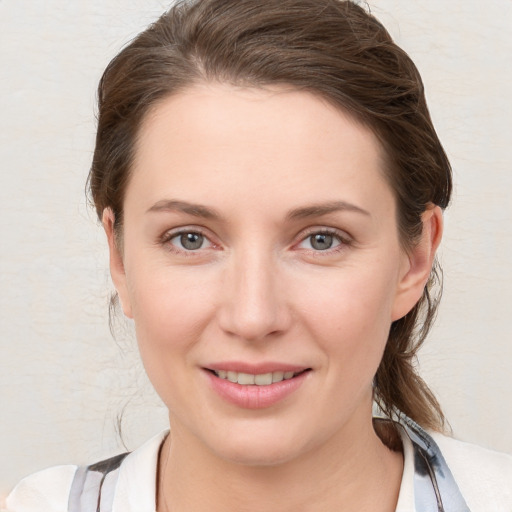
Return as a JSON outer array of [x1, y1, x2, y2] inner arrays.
[[205, 370, 310, 409]]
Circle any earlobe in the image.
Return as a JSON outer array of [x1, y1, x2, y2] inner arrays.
[[102, 208, 133, 319], [391, 205, 443, 321]]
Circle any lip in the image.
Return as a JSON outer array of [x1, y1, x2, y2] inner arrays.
[[203, 363, 311, 409], [205, 361, 308, 374]]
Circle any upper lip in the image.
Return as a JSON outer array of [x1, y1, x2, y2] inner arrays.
[[204, 362, 310, 374]]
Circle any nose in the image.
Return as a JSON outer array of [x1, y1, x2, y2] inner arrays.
[[217, 248, 291, 342]]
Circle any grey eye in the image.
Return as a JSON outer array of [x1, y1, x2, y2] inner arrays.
[[309, 233, 334, 250], [178, 232, 205, 250]]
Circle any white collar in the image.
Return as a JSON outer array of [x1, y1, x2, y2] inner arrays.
[[112, 430, 168, 512]]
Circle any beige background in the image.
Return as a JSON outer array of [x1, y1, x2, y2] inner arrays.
[[1, 0, 511, 496]]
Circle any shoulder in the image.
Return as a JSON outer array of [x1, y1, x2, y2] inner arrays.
[[431, 431, 512, 510], [5, 430, 167, 512], [5, 465, 77, 512]]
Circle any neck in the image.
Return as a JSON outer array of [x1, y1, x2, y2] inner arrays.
[[157, 410, 403, 512]]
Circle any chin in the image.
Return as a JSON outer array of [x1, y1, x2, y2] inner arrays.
[[204, 423, 311, 467], [218, 441, 300, 467]]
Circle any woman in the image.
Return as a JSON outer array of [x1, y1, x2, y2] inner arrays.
[[6, 0, 512, 511]]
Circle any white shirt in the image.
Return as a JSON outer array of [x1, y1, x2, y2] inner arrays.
[[6, 429, 512, 511]]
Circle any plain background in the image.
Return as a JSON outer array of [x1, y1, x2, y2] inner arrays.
[[1, 0, 511, 497]]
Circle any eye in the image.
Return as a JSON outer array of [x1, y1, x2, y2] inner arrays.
[[168, 231, 212, 251], [297, 231, 345, 251]]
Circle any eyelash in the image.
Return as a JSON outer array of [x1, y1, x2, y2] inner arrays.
[[159, 227, 352, 256], [295, 228, 352, 255], [160, 228, 215, 256]]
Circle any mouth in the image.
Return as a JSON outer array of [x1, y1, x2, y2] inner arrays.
[[204, 365, 311, 408], [207, 368, 311, 386]]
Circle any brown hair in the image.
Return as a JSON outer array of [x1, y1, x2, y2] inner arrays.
[[89, 0, 451, 431]]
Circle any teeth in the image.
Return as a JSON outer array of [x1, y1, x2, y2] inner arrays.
[[272, 371, 284, 382], [213, 369, 302, 386], [254, 373, 272, 385], [237, 372, 255, 385]]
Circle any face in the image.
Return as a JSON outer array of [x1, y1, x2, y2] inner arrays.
[[106, 84, 434, 466]]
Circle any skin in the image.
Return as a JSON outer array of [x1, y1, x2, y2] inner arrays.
[[104, 83, 442, 511]]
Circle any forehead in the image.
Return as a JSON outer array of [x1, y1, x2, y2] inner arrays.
[[128, 83, 393, 218]]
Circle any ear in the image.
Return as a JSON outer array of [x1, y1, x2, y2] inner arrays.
[[102, 208, 133, 319], [391, 205, 443, 321]]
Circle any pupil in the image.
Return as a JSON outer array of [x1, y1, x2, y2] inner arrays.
[[311, 233, 333, 250], [181, 233, 203, 250]]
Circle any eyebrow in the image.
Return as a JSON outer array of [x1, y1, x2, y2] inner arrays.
[[286, 201, 371, 220], [147, 199, 370, 221], [147, 199, 222, 219]]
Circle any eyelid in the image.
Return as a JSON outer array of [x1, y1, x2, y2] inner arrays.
[[160, 225, 220, 253], [158, 225, 352, 254], [293, 226, 352, 251]]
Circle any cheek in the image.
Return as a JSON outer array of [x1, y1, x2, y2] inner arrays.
[[292, 265, 398, 368], [132, 291, 215, 416], [131, 271, 210, 335], [125, 266, 216, 388]]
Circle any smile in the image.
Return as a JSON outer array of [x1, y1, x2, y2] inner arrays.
[[212, 370, 303, 386], [206, 367, 311, 409]]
